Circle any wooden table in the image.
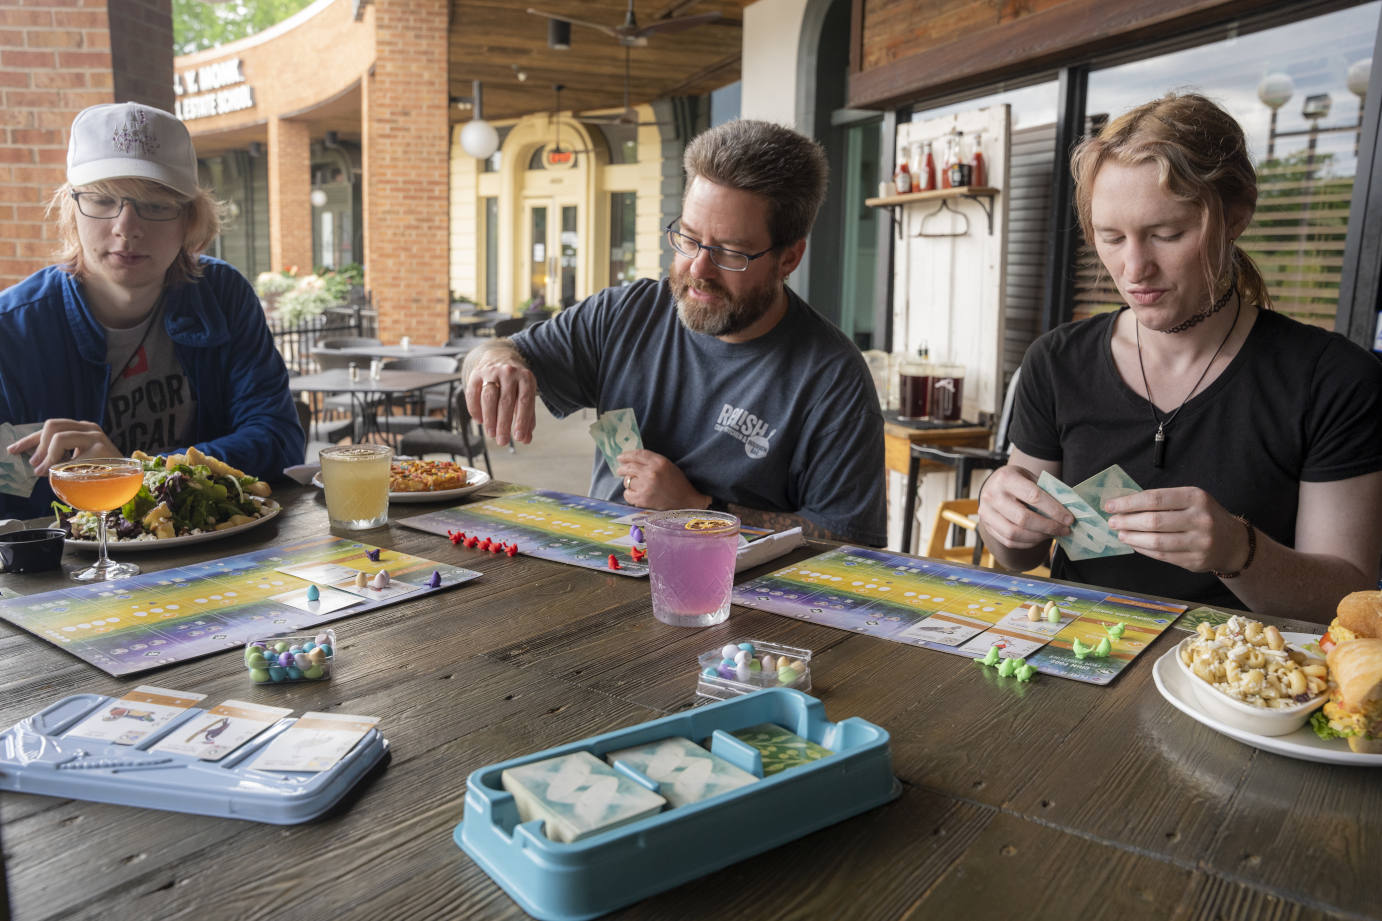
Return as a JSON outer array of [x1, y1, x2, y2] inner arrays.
[[1, 484, 1376, 921]]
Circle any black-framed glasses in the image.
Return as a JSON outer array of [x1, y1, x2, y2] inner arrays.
[[70, 191, 183, 222], [665, 219, 775, 272]]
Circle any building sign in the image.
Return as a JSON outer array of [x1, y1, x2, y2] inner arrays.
[[174, 58, 255, 121]]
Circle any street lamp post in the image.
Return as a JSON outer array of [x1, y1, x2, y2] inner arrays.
[[1257, 72, 1294, 162]]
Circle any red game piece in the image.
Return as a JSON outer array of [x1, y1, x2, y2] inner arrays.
[[464, 536, 479, 549], [490, 541, 504, 554], [506, 545, 518, 557], [630, 547, 646, 563], [448, 530, 464, 545], [479, 539, 492, 551], [607, 554, 621, 570]]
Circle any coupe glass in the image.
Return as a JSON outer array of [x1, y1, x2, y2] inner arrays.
[[49, 457, 144, 582]]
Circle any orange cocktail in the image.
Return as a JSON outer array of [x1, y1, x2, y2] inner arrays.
[[50, 463, 143, 511], [49, 457, 144, 582]]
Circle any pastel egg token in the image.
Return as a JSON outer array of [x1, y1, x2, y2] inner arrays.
[[721, 644, 739, 660], [354, 571, 369, 588], [306, 585, 320, 602]]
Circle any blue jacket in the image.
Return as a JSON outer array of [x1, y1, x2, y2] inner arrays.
[[0, 257, 304, 519]]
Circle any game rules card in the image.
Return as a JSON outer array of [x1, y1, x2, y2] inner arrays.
[[152, 700, 291, 761], [248, 711, 378, 773], [67, 686, 207, 746]]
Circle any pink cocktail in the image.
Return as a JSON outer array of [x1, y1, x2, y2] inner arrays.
[[644, 510, 740, 627]]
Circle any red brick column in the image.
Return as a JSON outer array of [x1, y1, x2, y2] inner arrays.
[[363, 0, 449, 344], [267, 117, 313, 275]]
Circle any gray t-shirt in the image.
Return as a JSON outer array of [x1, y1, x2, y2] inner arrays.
[[104, 309, 197, 456], [513, 278, 887, 546]]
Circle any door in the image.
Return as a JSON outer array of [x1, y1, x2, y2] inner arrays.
[[523, 198, 582, 310]]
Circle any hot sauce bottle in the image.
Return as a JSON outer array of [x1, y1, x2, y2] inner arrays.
[[893, 159, 911, 194], [920, 141, 936, 192], [970, 130, 986, 187], [939, 131, 954, 189]]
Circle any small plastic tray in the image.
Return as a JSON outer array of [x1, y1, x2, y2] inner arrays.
[[0, 693, 388, 824], [696, 638, 813, 700], [454, 688, 898, 921], [246, 628, 335, 684]]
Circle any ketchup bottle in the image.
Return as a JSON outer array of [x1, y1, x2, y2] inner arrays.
[[893, 160, 911, 194], [921, 141, 936, 191], [939, 133, 953, 189], [970, 131, 986, 187]]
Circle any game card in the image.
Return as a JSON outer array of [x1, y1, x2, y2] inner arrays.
[[151, 700, 291, 761], [66, 686, 207, 746], [895, 612, 988, 646], [0, 422, 42, 498], [276, 562, 359, 585], [332, 575, 424, 601], [959, 629, 1049, 660], [0, 586, 22, 600], [992, 603, 1073, 637], [1037, 470, 1133, 561], [248, 711, 378, 772], [589, 408, 643, 475], [271, 585, 361, 615]]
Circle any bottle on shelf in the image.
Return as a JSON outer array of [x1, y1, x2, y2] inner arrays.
[[970, 130, 986, 188], [908, 142, 924, 193], [893, 158, 911, 195], [920, 140, 937, 192], [947, 131, 972, 188], [939, 130, 955, 189]]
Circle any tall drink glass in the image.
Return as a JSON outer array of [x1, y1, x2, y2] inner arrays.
[[49, 457, 144, 582], [644, 510, 740, 627], [319, 444, 392, 529]]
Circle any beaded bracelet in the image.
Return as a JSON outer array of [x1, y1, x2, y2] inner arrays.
[[1212, 515, 1256, 580]]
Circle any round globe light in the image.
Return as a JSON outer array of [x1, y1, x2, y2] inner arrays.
[[309, 188, 328, 208], [461, 119, 500, 159], [1257, 72, 1295, 110], [1348, 58, 1371, 98]]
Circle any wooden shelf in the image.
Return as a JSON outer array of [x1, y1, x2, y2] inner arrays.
[[866, 186, 1001, 236]]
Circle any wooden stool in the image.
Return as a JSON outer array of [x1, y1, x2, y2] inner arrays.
[[924, 499, 993, 568]]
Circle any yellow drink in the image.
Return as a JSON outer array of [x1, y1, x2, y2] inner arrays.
[[319, 445, 391, 529], [50, 462, 143, 512]]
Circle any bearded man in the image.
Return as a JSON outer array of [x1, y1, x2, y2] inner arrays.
[[462, 119, 885, 544]]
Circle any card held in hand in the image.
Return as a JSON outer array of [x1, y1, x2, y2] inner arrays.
[[0, 422, 43, 499], [588, 408, 643, 475], [1037, 468, 1136, 561]]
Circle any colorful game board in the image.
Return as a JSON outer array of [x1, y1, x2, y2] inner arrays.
[[731, 547, 1186, 684], [0, 536, 481, 677], [400, 489, 654, 577]]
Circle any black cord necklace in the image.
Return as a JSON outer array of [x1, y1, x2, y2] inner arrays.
[[106, 298, 163, 392], [1135, 288, 1241, 468]]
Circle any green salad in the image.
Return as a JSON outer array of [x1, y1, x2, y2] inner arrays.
[[53, 450, 274, 541]]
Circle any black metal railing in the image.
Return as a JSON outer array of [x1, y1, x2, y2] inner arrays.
[[268, 297, 377, 375]]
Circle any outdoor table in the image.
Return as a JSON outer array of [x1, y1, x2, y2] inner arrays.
[[0, 482, 1375, 921], [289, 367, 467, 445], [310, 343, 471, 362]]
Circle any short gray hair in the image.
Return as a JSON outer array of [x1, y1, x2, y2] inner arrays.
[[682, 119, 828, 247]]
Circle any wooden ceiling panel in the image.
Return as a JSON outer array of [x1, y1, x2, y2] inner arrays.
[[448, 0, 750, 121]]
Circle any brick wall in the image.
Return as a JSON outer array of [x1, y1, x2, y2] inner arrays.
[[363, 0, 449, 344], [110, 0, 172, 110], [268, 117, 312, 274]]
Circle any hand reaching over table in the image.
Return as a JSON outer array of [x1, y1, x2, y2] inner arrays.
[[463, 340, 537, 447], [7, 419, 120, 476]]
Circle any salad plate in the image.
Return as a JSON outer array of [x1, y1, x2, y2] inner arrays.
[[1153, 632, 1382, 766], [64, 500, 281, 552]]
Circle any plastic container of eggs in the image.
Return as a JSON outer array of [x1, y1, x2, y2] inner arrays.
[[696, 639, 813, 701], [245, 629, 335, 684]]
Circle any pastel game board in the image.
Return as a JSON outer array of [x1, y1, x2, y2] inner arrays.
[[0, 536, 481, 676], [399, 489, 653, 576], [732, 547, 1186, 684]]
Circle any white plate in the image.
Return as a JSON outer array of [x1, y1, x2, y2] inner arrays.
[[65, 500, 282, 553], [1172, 635, 1326, 736], [1153, 633, 1382, 766], [310, 466, 489, 503]]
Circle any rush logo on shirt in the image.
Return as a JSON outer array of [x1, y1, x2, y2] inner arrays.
[[715, 403, 777, 459]]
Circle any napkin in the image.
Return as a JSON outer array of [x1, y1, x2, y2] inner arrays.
[[284, 463, 322, 486], [735, 527, 803, 573]]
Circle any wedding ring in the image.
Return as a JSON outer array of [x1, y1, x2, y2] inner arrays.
[[482, 380, 500, 391], [624, 476, 632, 489]]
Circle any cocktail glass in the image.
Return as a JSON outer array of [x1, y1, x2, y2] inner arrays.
[[644, 510, 740, 627], [319, 444, 392, 529], [49, 457, 144, 582]]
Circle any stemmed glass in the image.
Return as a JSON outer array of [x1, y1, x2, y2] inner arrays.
[[49, 457, 144, 582]]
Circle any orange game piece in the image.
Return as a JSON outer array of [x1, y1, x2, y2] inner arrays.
[[607, 554, 621, 570]]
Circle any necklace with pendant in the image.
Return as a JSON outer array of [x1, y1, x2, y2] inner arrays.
[[1135, 287, 1241, 468]]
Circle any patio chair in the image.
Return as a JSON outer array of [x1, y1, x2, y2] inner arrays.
[[379, 355, 459, 432], [490, 317, 525, 339], [306, 336, 385, 441], [398, 388, 492, 474]]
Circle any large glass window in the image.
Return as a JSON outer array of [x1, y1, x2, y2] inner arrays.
[[1078, 3, 1381, 328], [608, 192, 637, 287]]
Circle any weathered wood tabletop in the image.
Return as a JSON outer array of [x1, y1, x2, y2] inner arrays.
[[1, 484, 1376, 921]]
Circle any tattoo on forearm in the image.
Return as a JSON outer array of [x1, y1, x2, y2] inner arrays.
[[729, 505, 838, 542]]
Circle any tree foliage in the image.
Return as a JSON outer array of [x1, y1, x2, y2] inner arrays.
[[172, 0, 317, 56]]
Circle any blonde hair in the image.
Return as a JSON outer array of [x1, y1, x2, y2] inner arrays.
[[1071, 92, 1271, 311], [49, 177, 223, 286]]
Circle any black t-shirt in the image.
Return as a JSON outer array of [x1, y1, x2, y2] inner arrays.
[[1010, 308, 1382, 608]]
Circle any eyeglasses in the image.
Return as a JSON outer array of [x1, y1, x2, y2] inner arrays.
[[70, 191, 184, 222], [665, 219, 775, 272]]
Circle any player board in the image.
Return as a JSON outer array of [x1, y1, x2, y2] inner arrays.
[[731, 546, 1186, 684], [399, 489, 653, 576], [0, 535, 481, 677]]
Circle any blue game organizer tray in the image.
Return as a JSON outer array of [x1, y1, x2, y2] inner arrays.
[[0, 694, 389, 824], [454, 688, 900, 921]]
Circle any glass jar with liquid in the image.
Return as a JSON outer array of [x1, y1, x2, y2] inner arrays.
[[898, 347, 934, 420], [928, 362, 966, 423]]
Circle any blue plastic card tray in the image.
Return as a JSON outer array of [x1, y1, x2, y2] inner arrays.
[[0, 694, 388, 824], [454, 688, 899, 921]]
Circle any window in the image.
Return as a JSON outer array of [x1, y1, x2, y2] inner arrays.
[[609, 192, 637, 287], [1077, 3, 1381, 328]]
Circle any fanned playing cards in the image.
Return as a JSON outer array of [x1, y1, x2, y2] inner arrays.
[[588, 408, 643, 474], [1037, 464, 1143, 561], [0, 422, 42, 498]]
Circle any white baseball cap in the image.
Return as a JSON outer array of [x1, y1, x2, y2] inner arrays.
[[67, 102, 200, 199]]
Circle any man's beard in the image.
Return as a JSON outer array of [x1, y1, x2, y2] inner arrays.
[[671, 266, 781, 338]]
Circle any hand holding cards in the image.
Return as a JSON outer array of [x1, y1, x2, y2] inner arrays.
[[589, 408, 643, 475], [1037, 464, 1144, 561], [0, 422, 43, 498]]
